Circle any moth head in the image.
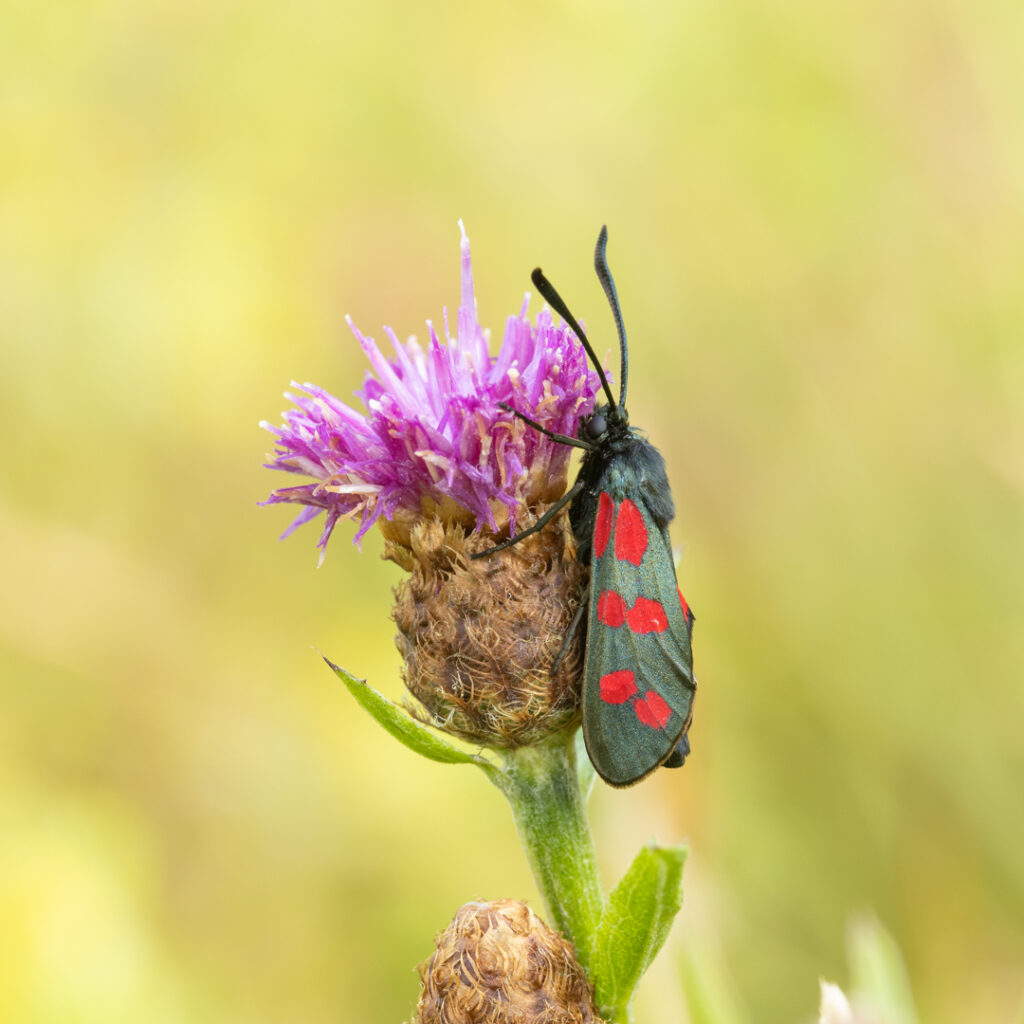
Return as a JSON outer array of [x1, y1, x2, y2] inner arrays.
[[581, 401, 628, 443]]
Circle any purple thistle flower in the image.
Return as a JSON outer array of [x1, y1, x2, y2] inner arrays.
[[261, 223, 603, 560]]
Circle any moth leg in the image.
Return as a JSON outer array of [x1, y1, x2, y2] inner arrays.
[[471, 479, 585, 559], [498, 402, 592, 451], [551, 593, 588, 673]]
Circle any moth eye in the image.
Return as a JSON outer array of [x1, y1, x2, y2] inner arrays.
[[585, 412, 607, 439]]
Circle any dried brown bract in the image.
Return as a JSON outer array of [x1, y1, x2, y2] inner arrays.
[[388, 509, 586, 748], [413, 899, 605, 1024]]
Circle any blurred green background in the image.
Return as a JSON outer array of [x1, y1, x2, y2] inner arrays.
[[2, 1, 1022, 1022]]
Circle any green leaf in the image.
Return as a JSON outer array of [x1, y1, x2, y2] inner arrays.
[[592, 843, 688, 1016], [324, 658, 488, 768]]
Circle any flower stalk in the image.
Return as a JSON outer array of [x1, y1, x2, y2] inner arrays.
[[493, 734, 605, 974]]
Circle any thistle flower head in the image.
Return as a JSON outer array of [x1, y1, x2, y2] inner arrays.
[[391, 516, 586, 748], [262, 223, 602, 557], [413, 900, 604, 1024]]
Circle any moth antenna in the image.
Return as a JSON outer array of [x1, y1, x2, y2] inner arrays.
[[594, 225, 628, 409], [531, 266, 618, 410]]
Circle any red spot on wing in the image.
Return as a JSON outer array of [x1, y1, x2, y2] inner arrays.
[[614, 498, 648, 565], [597, 590, 627, 627], [600, 670, 637, 704], [626, 596, 668, 634], [634, 691, 672, 729], [594, 492, 614, 558]]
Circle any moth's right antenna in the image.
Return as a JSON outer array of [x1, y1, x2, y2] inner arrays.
[[594, 225, 628, 409]]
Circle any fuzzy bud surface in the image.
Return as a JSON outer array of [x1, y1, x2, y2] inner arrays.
[[390, 514, 585, 747], [414, 899, 605, 1024]]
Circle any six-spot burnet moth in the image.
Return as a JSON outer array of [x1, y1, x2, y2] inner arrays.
[[475, 227, 696, 787]]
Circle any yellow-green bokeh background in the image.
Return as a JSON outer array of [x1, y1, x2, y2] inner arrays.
[[2, 1, 1022, 1022]]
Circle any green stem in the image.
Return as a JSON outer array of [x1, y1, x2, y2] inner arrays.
[[493, 732, 606, 975]]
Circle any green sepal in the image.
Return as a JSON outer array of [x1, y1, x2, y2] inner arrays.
[[324, 658, 493, 770], [591, 843, 688, 1017]]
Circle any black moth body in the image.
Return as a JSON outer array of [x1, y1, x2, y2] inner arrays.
[[477, 227, 696, 787], [570, 425, 675, 564]]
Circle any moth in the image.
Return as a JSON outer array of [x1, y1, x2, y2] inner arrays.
[[478, 227, 696, 786]]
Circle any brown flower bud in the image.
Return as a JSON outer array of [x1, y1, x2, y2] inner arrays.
[[413, 899, 605, 1024], [388, 509, 586, 748]]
